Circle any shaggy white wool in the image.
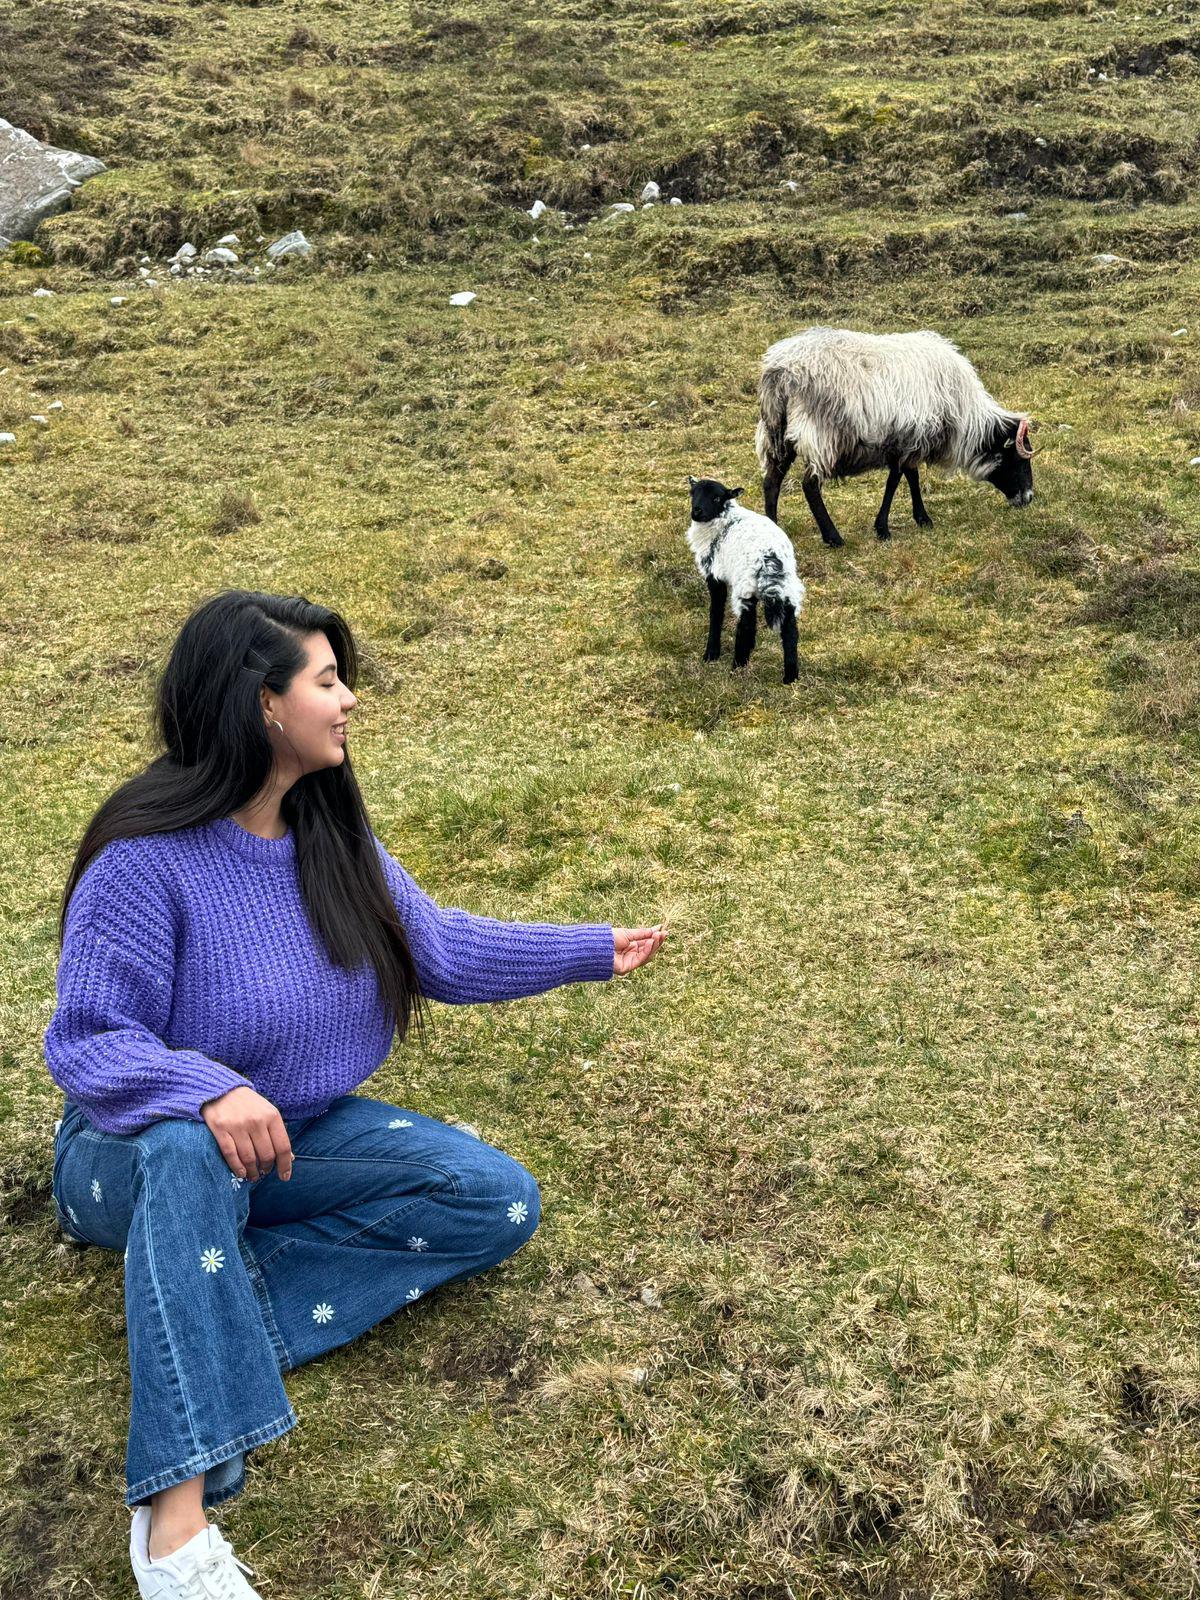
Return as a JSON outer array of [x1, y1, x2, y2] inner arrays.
[[755, 326, 1025, 484], [686, 501, 806, 623]]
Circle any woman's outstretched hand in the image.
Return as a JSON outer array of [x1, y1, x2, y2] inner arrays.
[[612, 925, 667, 976]]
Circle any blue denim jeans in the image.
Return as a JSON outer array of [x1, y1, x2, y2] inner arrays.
[[51, 1093, 541, 1510]]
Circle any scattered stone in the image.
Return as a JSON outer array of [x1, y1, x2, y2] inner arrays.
[[669, 197, 683, 206], [0, 118, 106, 252], [0, 433, 15, 445], [781, 180, 799, 191], [640, 181, 661, 203], [1004, 210, 1029, 221], [640, 1285, 663, 1309], [145, 277, 159, 288], [609, 202, 635, 215], [448, 290, 476, 306], [48, 399, 63, 411], [170, 263, 182, 275], [30, 414, 48, 425], [32, 286, 54, 297], [204, 247, 238, 265], [110, 295, 127, 306], [138, 267, 150, 277], [527, 199, 548, 220], [216, 232, 239, 246], [171, 242, 198, 262], [477, 557, 508, 580], [1034, 136, 1048, 146], [1190, 456, 1200, 467], [1172, 327, 1188, 337], [580, 143, 592, 152], [266, 229, 312, 260]]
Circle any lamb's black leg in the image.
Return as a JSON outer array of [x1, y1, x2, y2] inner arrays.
[[780, 603, 799, 684], [905, 466, 932, 527], [763, 444, 796, 524], [801, 473, 844, 548], [732, 600, 758, 669], [704, 576, 727, 662], [874, 465, 902, 540]]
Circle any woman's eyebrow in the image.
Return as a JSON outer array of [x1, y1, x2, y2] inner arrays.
[[315, 661, 338, 676]]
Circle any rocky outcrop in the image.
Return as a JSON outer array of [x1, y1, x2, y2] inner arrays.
[[0, 119, 105, 251]]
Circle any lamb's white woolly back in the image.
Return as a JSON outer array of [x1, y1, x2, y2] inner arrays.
[[758, 326, 1019, 479], [686, 501, 806, 621]]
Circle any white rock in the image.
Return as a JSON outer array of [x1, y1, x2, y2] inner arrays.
[[448, 290, 476, 306], [527, 199, 548, 220], [640, 181, 661, 203], [170, 263, 181, 274], [0, 433, 15, 445], [669, 196, 683, 206], [30, 413, 49, 425], [266, 229, 312, 260], [216, 232, 239, 246], [1034, 136, 1048, 146], [138, 267, 150, 276], [110, 295, 127, 306], [640, 1285, 662, 1309], [1097, 70, 1109, 80], [642, 201, 655, 209], [1004, 210, 1029, 221], [0, 119, 106, 251], [171, 242, 197, 262], [1171, 327, 1188, 337], [1190, 456, 1200, 467], [580, 143, 592, 152], [204, 247, 238, 265], [145, 277, 159, 288], [609, 202, 635, 214], [32, 286, 54, 297], [48, 399, 63, 411]]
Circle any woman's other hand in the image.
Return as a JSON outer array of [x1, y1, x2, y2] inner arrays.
[[612, 925, 667, 976]]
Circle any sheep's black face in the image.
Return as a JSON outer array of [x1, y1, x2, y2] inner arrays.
[[982, 422, 1034, 507], [689, 476, 743, 523]]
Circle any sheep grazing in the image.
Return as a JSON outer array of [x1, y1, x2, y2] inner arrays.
[[686, 476, 806, 683], [755, 326, 1037, 547]]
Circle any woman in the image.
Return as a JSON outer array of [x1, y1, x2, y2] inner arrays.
[[44, 589, 665, 1600]]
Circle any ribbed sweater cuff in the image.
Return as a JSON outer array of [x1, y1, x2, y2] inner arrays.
[[566, 924, 616, 984]]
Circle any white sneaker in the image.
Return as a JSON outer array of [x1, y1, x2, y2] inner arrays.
[[130, 1505, 263, 1598]]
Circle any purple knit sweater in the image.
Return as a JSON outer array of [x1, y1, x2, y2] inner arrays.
[[44, 816, 615, 1135]]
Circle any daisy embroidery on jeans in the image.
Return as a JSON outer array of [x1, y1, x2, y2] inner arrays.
[[200, 1247, 225, 1274], [405, 1287, 422, 1302], [506, 1200, 529, 1225], [66, 1204, 80, 1225], [388, 1118, 413, 1129], [90, 1179, 103, 1203], [230, 1174, 245, 1189], [406, 1236, 429, 1252], [312, 1303, 334, 1324]]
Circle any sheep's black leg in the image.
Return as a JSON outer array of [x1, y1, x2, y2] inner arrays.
[[780, 604, 799, 684], [801, 474, 844, 548], [704, 576, 727, 662], [905, 466, 932, 527], [874, 465, 902, 540], [732, 600, 758, 669], [763, 444, 795, 524]]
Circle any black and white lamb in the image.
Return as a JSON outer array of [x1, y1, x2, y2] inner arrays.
[[687, 476, 806, 683], [755, 326, 1037, 547]]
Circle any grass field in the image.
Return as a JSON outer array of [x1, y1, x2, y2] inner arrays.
[[3, 1, 1200, 1595]]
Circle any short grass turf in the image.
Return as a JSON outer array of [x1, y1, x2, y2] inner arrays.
[[3, 1, 1200, 1597]]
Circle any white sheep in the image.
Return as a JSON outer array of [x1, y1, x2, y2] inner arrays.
[[686, 477, 806, 683], [755, 326, 1037, 546]]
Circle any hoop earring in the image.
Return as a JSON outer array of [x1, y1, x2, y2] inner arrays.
[[270, 719, 284, 733]]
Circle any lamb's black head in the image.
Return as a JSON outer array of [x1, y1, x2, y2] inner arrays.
[[982, 417, 1035, 507], [689, 476, 744, 524]]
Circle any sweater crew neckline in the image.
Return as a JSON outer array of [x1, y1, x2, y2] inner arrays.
[[210, 816, 296, 863]]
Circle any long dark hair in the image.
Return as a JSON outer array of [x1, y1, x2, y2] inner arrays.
[[58, 589, 424, 1041]]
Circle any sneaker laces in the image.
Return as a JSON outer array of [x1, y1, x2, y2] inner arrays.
[[171, 1536, 256, 1599]]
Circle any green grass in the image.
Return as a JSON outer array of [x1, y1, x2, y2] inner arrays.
[[3, 1, 1200, 1595]]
